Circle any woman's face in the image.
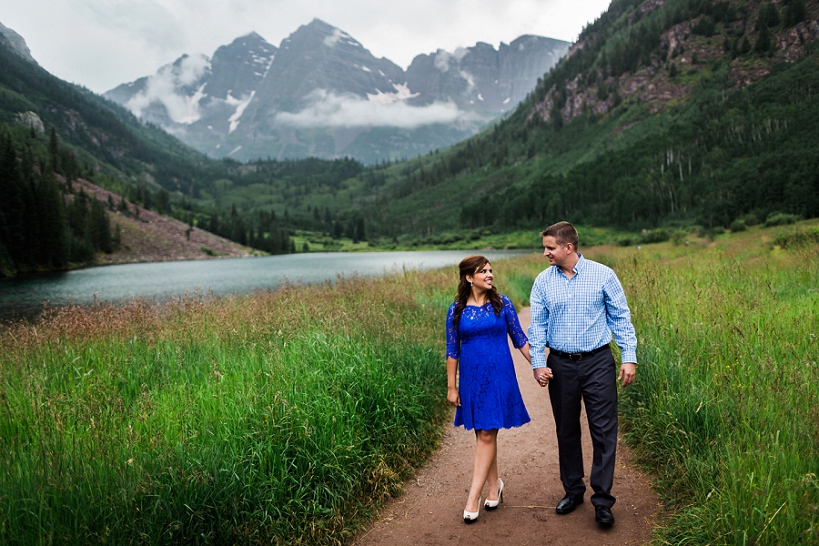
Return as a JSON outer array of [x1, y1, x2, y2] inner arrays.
[[467, 262, 493, 291]]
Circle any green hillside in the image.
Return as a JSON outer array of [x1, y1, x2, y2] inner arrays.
[[340, 0, 819, 242]]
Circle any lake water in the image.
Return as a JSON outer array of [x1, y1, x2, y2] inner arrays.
[[0, 250, 532, 322]]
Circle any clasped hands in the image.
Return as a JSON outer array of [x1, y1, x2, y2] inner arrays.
[[533, 367, 553, 387]]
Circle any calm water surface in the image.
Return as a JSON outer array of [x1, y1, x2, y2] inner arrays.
[[0, 250, 531, 322]]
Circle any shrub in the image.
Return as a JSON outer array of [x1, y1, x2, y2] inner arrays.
[[730, 219, 747, 232], [764, 212, 800, 227], [741, 213, 759, 226], [639, 228, 670, 244], [671, 229, 688, 245], [693, 17, 716, 37], [773, 226, 819, 248]]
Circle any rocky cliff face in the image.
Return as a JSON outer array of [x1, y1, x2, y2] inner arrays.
[[0, 22, 37, 64], [406, 35, 569, 112], [104, 19, 570, 164]]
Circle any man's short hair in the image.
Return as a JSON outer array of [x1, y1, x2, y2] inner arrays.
[[541, 221, 579, 249]]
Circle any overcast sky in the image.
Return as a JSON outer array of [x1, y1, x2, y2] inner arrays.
[[0, 0, 611, 94]]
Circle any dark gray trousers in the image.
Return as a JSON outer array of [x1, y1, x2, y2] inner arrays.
[[547, 346, 618, 508]]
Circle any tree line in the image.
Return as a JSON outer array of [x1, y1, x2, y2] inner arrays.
[[0, 126, 116, 275]]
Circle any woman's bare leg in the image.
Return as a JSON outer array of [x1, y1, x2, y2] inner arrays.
[[465, 429, 499, 512]]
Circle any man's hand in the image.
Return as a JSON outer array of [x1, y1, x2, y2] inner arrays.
[[533, 367, 553, 388], [619, 363, 636, 387], [447, 386, 461, 406]]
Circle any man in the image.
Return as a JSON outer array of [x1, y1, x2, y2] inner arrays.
[[528, 221, 637, 527]]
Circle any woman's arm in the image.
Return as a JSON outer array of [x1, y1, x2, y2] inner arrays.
[[446, 356, 460, 406], [518, 342, 532, 364]]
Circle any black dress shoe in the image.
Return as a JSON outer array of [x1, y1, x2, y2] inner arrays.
[[595, 505, 614, 526], [555, 494, 584, 514]]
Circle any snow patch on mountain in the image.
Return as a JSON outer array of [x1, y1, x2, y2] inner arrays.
[[125, 54, 211, 124], [366, 83, 419, 105], [276, 89, 481, 129], [459, 70, 476, 93], [323, 28, 359, 48], [227, 90, 255, 134]]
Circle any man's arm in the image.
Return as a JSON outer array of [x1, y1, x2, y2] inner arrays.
[[603, 272, 638, 387], [528, 274, 550, 370]]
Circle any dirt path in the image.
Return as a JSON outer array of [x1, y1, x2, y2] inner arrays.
[[354, 308, 659, 546]]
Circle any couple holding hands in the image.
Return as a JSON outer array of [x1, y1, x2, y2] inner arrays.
[[445, 221, 637, 527]]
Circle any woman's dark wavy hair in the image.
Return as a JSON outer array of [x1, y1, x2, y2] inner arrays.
[[452, 255, 502, 329]]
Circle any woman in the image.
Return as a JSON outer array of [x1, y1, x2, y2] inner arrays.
[[446, 255, 544, 523]]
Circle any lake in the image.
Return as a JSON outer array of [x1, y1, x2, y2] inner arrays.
[[0, 250, 532, 322]]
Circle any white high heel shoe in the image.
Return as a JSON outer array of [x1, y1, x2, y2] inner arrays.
[[484, 479, 504, 510], [463, 499, 481, 523]]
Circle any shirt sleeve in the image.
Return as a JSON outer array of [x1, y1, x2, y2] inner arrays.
[[603, 272, 638, 363], [445, 303, 460, 360], [528, 273, 550, 369], [502, 295, 528, 349]]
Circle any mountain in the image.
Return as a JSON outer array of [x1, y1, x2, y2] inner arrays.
[[340, 0, 819, 240], [405, 34, 568, 111], [0, 22, 36, 64], [104, 19, 570, 164]]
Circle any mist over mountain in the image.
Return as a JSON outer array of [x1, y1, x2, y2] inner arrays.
[[104, 19, 570, 164], [0, 22, 37, 65]]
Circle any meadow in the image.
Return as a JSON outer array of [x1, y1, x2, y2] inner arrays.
[[502, 220, 819, 545], [0, 271, 456, 545], [1, 220, 817, 545]]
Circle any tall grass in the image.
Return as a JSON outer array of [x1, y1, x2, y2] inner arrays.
[[602, 224, 818, 545], [0, 271, 459, 545], [500, 222, 819, 544], [4, 226, 816, 545]]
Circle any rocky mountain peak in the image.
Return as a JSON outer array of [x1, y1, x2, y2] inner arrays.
[[0, 21, 37, 64], [207, 33, 276, 101], [104, 20, 570, 164]]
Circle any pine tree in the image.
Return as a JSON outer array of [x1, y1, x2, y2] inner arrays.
[[0, 136, 27, 266], [784, 0, 807, 27], [48, 127, 60, 174], [68, 190, 89, 239], [39, 169, 69, 268], [21, 146, 42, 264], [755, 25, 772, 53]]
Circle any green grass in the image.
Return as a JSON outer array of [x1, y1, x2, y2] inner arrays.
[[0, 274, 456, 545], [487, 220, 819, 544], [290, 224, 630, 253], [597, 220, 819, 545], [2, 220, 818, 544]]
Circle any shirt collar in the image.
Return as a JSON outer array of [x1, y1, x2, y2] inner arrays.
[[574, 254, 586, 274], [552, 253, 585, 278]]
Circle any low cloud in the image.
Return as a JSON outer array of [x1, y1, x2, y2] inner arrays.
[[126, 54, 211, 125], [323, 28, 344, 47], [274, 88, 484, 129], [433, 47, 469, 72]]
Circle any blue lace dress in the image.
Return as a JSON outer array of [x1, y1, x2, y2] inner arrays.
[[446, 294, 531, 430]]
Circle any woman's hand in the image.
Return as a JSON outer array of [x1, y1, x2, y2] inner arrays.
[[533, 367, 553, 387], [447, 386, 461, 407]]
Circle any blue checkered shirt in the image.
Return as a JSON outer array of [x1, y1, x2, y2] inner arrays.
[[528, 255, 637, 369]]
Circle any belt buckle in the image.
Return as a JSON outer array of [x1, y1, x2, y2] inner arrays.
[[569, 352, 583, 361]]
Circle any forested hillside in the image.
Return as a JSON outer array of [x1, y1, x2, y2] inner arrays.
[[0, 35, 363, 274], [343, 0, 819, 240]]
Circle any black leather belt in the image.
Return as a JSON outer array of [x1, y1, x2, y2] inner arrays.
[[548, 344, 610, 361]]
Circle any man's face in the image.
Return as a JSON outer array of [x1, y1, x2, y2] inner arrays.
[[542, 235, 572, 268]]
